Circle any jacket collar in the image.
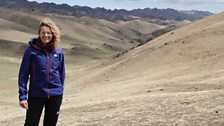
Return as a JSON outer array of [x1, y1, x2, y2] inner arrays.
[[29, 38, 54, 52]]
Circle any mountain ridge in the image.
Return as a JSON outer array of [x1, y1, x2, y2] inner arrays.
[[0, 0, 212, 23]]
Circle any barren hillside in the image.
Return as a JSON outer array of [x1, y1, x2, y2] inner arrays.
[[0, 7, 169, 126], [70, 12, 224, 90], [0, 8, 223, 126], [0, 7, 166, 65], [59, 12, 224, 126]]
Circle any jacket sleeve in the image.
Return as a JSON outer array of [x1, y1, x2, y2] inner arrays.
[[59, 49, 66, 85], [18, 47, 31, 101]]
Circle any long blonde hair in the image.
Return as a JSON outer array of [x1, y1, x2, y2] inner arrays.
[[38, 18, 61, 50]]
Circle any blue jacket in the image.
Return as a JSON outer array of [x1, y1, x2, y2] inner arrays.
[[18, 38, 65, 101]]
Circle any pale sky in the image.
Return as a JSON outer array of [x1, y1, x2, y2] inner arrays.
[[28, 0, 224, 13]]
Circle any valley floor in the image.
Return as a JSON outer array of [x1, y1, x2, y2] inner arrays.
[[1, 84, 224, 126]]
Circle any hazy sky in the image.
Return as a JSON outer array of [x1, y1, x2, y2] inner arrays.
[[28, 0, 224, 13]]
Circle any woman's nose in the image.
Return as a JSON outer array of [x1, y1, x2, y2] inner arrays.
[[44, 33, 49, 36]]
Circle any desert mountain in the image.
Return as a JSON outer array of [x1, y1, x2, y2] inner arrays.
[[57, 12, 224, 125], [0, 7, 168, 65], [84, 12, 224, 86], [0, 1, 223, 125], [0, 0, 213, 66], [0, 0, 212, 22]]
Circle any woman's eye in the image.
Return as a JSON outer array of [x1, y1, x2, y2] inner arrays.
[[41, 32, 52, 35]]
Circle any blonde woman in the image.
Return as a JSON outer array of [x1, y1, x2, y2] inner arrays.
[[18, 18, 65, 126]]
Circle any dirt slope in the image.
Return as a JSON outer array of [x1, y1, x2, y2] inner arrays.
[[58, 12, 224, 126]]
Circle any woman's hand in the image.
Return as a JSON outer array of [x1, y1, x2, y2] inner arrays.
[[19, 100, 28, 109]]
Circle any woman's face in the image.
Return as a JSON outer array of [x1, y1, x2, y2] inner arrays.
[[39, 26, 53, 45]]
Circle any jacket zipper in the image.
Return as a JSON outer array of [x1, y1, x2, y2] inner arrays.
[[48, 56, 53, 99], [45, 49, 51, 99]]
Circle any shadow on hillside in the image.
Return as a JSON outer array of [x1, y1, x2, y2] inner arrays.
[[0, 39, 27, 57]]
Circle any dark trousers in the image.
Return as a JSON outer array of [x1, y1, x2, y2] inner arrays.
[[24, 95, 63, 126]]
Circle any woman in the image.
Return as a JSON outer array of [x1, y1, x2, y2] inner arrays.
[[18, 18, 65, 126]]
